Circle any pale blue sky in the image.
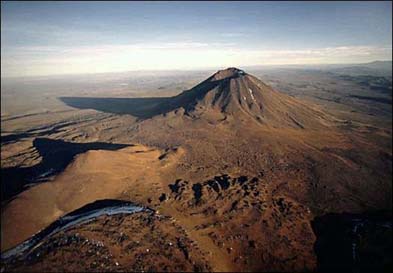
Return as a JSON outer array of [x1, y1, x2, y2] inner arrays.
[[1, 1, 392, 77]]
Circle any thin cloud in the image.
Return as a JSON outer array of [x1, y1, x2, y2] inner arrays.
[[2, 44, 392, 77], [220, 33, 245, 38]]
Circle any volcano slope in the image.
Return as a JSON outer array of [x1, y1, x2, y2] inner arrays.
[[3, 68, 392, 272]]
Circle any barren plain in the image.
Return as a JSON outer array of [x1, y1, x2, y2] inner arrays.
[[1, 63, 392, 272]]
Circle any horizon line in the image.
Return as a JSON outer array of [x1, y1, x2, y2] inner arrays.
[[1, 59, 392, 80]]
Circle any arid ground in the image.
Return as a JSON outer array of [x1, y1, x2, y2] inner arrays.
[[1, 63, 392, 272]]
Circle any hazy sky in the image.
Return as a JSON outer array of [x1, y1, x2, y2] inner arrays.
[[1, 1, 392, 77]]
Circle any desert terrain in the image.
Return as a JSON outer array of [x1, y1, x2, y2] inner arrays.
[[1, 63, 392, 272]]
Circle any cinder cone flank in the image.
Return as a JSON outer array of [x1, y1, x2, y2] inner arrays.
[[159, 67, 333, 129]]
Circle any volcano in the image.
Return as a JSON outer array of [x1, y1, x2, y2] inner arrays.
[[155, 67, 333, 129]]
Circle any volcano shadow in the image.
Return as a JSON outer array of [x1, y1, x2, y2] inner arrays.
[[1, 138, 130, 202], [58, 76, 233, 119], [311, 212, 392, 273], [59, 97, 173, 119]]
